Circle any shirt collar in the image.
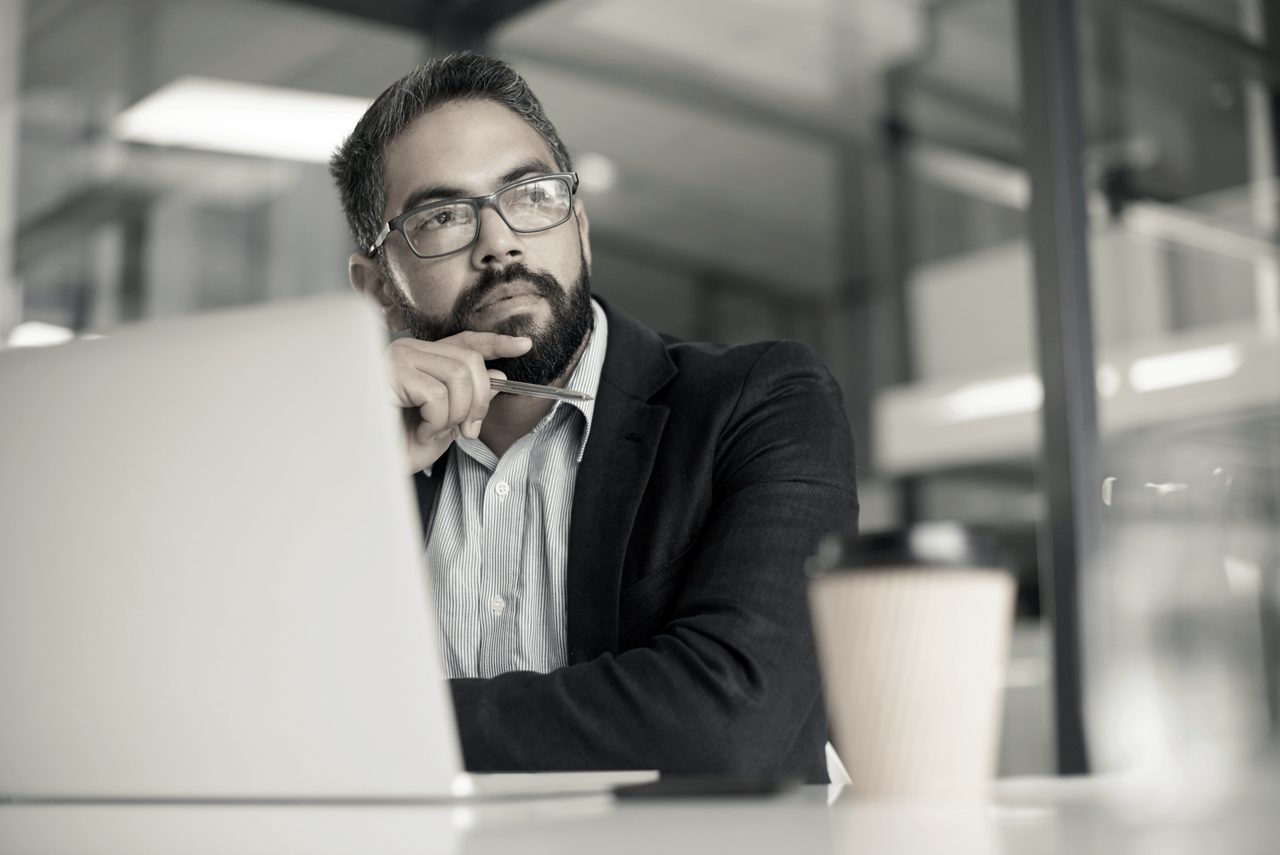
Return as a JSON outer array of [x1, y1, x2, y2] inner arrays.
[[424, 298, 607, 475], [561, 298, 607, 461]]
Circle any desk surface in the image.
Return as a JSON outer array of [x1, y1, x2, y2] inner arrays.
[[3, 775, 1279, 855]]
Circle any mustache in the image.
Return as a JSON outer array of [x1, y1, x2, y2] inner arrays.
[[451, 264, 562, 320]]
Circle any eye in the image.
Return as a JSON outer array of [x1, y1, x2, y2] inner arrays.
[[507, 183, 559, 214], [409, 204, 471, 235]]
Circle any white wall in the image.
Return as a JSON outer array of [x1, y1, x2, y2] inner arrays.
[[908, 227, 1181, 382]]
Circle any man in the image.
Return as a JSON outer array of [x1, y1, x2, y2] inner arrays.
[[330, 53, 857, 782]]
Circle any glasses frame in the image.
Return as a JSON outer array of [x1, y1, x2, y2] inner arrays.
[[367, 172, 580, 259]]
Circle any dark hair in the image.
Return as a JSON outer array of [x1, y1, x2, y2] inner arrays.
[[329, 52, 573, 255]]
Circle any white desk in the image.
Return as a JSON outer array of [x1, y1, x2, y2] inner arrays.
[[4, 775, 1279, 855]]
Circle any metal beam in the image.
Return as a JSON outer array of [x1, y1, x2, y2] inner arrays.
[[502, 43, 853, 146], [1122, 0, 1280, 89], [426, 0, 556, 53], [269, 0, 555, 52], [1015, 0, 1097, 776]]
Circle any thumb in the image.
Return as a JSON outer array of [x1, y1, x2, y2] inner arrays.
[[486, 368, 507, 403]]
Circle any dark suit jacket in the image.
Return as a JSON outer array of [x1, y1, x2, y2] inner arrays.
[[413, 299, 858, 783]]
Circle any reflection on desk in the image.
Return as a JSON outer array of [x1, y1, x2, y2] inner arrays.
[[3, 773, 1280, 855]]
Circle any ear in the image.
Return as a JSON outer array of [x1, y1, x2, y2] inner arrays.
[[574, 199, 592, 273], [348, 252, 407, 332]]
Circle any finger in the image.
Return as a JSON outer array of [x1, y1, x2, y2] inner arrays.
[[429, 357, 473, 429], [399, 371, 455, 435], [416, 419, 454, 448], [387, 340, 445, 409], [392, 339, 507, 423], [389, 345, 475, 426], [426, 342, 492, 422], [435, 330, 532, 360]]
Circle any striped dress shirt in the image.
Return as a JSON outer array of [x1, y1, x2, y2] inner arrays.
[[423, 299, 607, 679]]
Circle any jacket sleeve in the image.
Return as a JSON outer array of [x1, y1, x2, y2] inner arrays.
[[448, 341, 858, 779]]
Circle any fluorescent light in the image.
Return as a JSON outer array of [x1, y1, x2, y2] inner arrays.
[[1096, 363, 1122, 398], [6, 321, 74, 348], [911, 143, 1029, 208], [1223, 556, 1263, 596], [576, 151, 618, 193], [112, 77, 370, 163], [941, 373, 1043, 422], [1129, 345, 1242, 392]]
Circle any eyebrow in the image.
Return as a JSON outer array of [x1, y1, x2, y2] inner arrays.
[[396, 158, 557, 217]]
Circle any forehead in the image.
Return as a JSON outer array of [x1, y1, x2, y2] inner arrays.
[[381, 99, 558, 214]]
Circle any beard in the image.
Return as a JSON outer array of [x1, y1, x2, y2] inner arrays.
[[393, 254, 593, 386]]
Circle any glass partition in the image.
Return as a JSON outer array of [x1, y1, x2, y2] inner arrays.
[[1076, 0, 1280, 796]]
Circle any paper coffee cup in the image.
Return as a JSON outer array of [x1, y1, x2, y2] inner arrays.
[[808, 524, 1016, 801]]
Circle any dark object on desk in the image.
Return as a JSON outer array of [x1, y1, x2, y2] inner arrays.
[[614, 776, 799, 799], [807, 522, 1011, 576]]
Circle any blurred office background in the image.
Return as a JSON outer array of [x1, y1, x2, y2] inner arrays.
[[2, 0, 1278, 781]]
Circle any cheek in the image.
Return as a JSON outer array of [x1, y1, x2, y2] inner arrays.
[[392, 258, 464, 316], [543, 232, 586, 282]]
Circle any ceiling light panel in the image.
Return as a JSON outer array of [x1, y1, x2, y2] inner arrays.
[[112, 77, 369, 163]]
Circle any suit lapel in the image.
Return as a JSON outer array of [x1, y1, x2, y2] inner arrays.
[[565, 387, 668, 662], [565, 300, 675, 663]]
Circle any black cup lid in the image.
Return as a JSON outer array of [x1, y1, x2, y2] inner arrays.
[[805, 522, 1011, 576]]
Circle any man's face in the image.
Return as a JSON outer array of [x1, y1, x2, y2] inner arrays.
[[373, 99, 592, 385]]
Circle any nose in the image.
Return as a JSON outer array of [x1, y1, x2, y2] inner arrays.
[[470, 205, 523, 269]]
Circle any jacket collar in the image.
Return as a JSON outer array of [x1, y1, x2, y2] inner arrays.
[[592, 295, 676, 404]]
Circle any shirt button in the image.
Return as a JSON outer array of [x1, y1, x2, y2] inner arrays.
[[489, 595, 506, 615], [494, 481, 510, 497]]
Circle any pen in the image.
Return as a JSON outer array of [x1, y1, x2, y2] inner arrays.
[[489, 377, 593, 403]]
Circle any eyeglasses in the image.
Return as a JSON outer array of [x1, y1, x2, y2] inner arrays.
[[367, 172, 580, 259]]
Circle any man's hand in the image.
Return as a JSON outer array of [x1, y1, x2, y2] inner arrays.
[[386, 331, 532, 473]]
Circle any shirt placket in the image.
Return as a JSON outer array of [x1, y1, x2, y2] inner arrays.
[[477, 438, 530, 678]]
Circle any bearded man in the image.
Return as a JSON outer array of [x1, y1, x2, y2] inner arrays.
[[331, 53, 857, 782]]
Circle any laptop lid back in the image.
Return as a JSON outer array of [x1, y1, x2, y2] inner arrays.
[[0, 295, 463, 799]]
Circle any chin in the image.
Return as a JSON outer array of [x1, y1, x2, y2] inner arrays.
[[490, 312, 545, 338]]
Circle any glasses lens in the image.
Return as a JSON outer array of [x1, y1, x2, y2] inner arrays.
[[402, 202, 478, 257], [497, 177, 573, 232]]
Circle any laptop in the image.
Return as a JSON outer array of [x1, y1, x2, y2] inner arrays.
[[0, 294, 655, 801]]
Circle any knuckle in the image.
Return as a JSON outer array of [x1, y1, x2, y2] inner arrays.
[[389, 338, 416, 359], [421, 383, 447, 406], [446, 362, 471, 386]]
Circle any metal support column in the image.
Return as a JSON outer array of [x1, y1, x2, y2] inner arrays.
[[118, 210, 149, 323], [0, 0, 22, 343], [836, 143, 874, 490], [1243, 0, 1280, 339], [882, 67, 924, 526], [1015, 0, 1098, 776]]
